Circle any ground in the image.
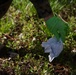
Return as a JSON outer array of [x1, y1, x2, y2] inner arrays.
[[0, 0, 76, 75]]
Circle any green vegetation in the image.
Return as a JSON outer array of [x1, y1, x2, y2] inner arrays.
[[0, 0, 76, 75]]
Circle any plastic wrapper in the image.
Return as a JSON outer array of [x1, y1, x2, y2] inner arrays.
[[41, 37, 63, 62]]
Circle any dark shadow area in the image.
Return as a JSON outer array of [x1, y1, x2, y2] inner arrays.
[[0, 44, 76, 64], [0, 45, 28, 58]]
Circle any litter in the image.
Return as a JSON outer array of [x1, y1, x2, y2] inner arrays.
[[41, 37, 63, 62]]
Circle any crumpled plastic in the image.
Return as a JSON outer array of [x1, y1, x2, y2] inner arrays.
[[41, 37, 63, 62]]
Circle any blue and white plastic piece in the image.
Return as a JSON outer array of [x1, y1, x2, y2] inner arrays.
[[41, 37, 63, 62]]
